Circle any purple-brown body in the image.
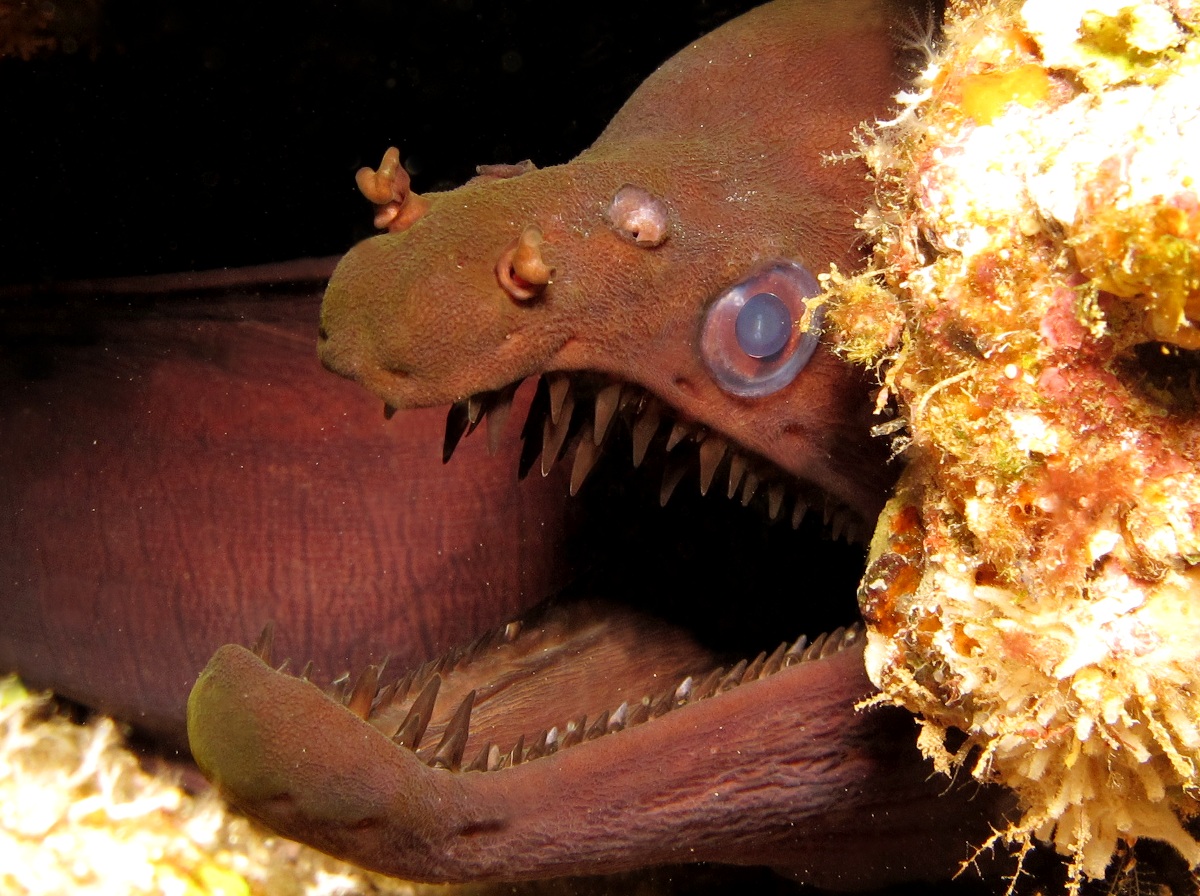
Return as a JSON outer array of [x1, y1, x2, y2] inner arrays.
[[0, 282, 574, 749]]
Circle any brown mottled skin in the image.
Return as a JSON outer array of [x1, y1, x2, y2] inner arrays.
[[0, 283, 575, 750], [317, 0, 897, 522], [191, 0, 1011, 889]]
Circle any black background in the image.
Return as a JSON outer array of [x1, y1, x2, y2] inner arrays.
[[3, 0, 763, 284]]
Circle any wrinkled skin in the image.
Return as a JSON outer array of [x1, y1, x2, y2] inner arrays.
[[0, 281, 575, 750], [191, 0, 1013, 889]]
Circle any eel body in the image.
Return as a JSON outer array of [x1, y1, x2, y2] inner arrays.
[[0, 283, 575, 750], [191, 0, 1013, 888]]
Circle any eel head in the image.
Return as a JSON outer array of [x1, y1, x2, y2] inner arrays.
[[317, 0, 903, 525]]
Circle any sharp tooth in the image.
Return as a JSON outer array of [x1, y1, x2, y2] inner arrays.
[[626, 701, 651, 727], [593, 382, 622, 445], [665, 421, 692, 451], [443, 401, 471, 463], [740, 470, 760, 506], [464, 741, 493, 773], [727, 453, 747, 499], [803, 632, 830, 661], [392, 675, 441, 750], [541, 389, 575, 476], [648, 690, 676, 719], [329, 671, 351, 702], [391, 670, 415, 704], [570, 422, 602, 495], [819, 628, 846, 659], [466, 394, 486, 427], [698, 435, 727, 496], [486, 383, 517, 456], [830, 508, 847, 542], [300, 660, 314, 682], [374, 678, 399, 708], [585, 711, 610, 741], [346, 663, 383, 719], [767, 482, 785, 520], [783, 635, 809, 666], [559, 715, 587, 750], [429, 690, 475, 771], [486, 744, 504, 771], [507, 734, 526, 767], [759, 642, 788, 679], [743, 650, 768, 683], [607, 702, 629, 733], [518, 377, 552, 479], [503, 621, 522, 642], [791, 499, 808, 529], [659, 461, 688, 506], [631, 397, 662, 467], [384, 403, 397, 420], [252, 623, 275, 664], [546, 373, 571, 425], [718, 659, 749, 693], [690, 667, 725, 702], [524, 729, 551, 762], [674, 676, 694, 703]]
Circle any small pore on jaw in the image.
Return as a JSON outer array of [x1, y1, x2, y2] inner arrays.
[[606, 184, 671, 247], [673, 376, 696, 397]]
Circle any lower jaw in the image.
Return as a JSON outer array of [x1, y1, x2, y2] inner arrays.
[[189, 605, 1010, 888]]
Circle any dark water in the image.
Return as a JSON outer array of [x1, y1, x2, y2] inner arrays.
[[2, 0, 761, 284]]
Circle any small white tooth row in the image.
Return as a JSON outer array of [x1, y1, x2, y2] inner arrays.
[[318, 617, 864, 774]]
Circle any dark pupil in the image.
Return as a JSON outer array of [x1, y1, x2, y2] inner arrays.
[[735, 292, 791, 359]]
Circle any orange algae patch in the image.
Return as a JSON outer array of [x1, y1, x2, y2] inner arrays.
[[1073, 184, 1200, 349], [960, 63, 1050, 124]]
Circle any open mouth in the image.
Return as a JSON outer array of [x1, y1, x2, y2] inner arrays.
[[187, 366, 995, 887], [351, 369, 873, 771]]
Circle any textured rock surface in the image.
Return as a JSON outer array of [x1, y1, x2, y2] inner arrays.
[[828, 0, 1200, 886]]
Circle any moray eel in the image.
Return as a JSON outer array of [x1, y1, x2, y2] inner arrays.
[[0, 279, 575, 751], [189, 0, 1011, 888]]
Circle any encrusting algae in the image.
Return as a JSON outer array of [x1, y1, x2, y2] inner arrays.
[[0, 675, 423, 896], [826, 0, 1200, 888]]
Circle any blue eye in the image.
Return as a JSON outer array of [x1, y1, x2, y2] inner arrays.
[[735, 292, 791, 359], [699, 261, 824, 398]]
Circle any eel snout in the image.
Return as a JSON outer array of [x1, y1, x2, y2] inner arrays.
[[188, 601, 1010, 888]]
